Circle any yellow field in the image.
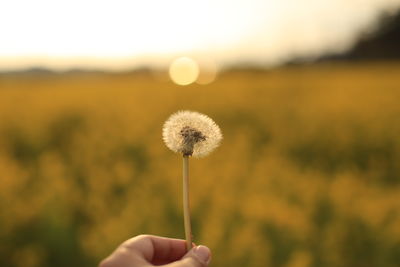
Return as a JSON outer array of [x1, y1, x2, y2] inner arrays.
[[1, 62, 400, 267]]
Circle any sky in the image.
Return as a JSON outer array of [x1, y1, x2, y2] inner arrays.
[[0, 0, 399, 71]]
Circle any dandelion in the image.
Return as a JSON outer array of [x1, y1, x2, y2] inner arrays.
[[162, 110, 222, 251], [163, 110, 222, 157]]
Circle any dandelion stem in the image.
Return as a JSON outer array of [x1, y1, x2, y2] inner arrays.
[[182, 155, 192, 251]]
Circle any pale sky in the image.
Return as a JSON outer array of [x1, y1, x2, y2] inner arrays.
[[0, 0, 399, 71]]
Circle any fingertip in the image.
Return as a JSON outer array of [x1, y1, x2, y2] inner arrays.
[[192, 245, 211, 265], [180, 245, 211, 266]]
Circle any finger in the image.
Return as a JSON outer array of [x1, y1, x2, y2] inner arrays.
[[122, 235, 188, 264], [165, 245, 211, 267], [100, 245, 144, 267]]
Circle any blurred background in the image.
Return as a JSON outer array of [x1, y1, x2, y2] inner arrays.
[[1, 1, 400, 267]]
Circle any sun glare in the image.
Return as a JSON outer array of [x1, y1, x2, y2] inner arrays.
[[196, 59, 218, 85], [0, 0, 398, 70], [169, 57, 200, 86]]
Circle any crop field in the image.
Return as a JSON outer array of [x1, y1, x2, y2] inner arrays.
[[0, 62, 400, 267]]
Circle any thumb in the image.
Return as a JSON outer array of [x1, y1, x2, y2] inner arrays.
[[167, 245, 211, 267]]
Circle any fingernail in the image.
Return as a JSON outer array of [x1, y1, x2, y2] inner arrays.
[[193, 245, 211, 264]]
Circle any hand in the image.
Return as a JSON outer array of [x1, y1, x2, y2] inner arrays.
[[99, 235, 211, 267]]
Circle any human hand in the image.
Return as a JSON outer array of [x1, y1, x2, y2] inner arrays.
[[99, 235, 212, 267]]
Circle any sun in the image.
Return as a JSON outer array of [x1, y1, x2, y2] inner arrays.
[[169, 57, 200, 86]]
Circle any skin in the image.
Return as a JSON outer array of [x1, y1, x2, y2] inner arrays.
[[99, 235, 211, 267]]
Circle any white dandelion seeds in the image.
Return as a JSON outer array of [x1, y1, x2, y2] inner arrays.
[[162, 110, 222, 251], [162, 110, 222, 157]]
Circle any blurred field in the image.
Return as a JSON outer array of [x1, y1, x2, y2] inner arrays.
[[0, 62, 400, 267]]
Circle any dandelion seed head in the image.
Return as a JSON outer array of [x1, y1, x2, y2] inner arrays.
[[163, 110, 222, 157]]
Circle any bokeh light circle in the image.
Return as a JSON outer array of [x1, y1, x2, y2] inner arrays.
[[169, 57, 199, 86], [196, 59, 218, 85]]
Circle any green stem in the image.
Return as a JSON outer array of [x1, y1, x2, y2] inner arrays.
[[183, 155, 192, 251]]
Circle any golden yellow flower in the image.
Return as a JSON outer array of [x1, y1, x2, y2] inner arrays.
[[162, 110, 222, 157]]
